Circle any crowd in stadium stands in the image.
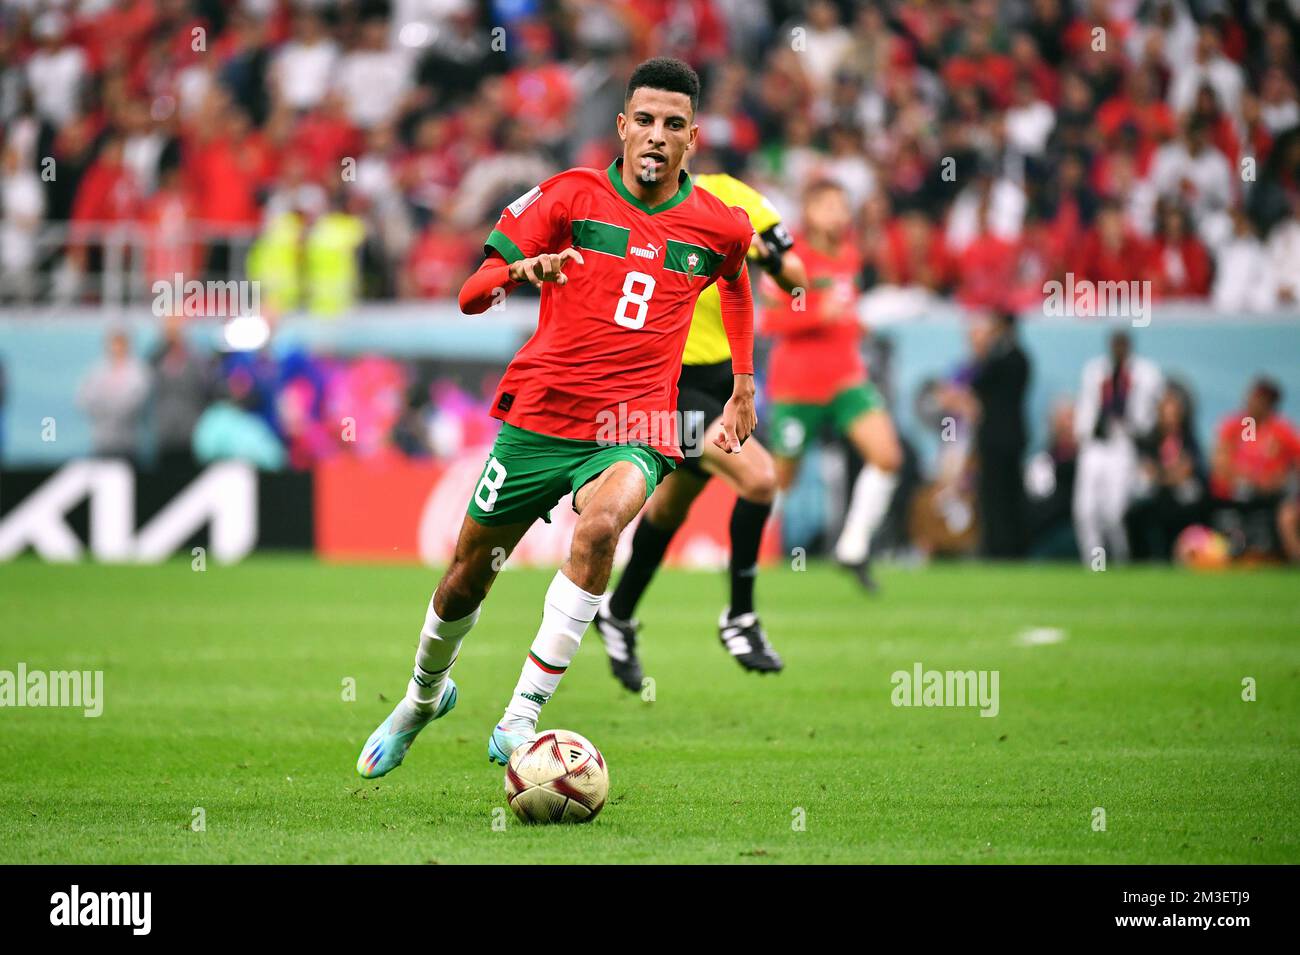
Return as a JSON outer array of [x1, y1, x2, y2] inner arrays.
[[1, 0, 1299, 309], [69, 320, 501, 471]]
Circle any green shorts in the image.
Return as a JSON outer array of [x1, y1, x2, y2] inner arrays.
[[466, 423, 675, 526], [768, 383, 884, 458]]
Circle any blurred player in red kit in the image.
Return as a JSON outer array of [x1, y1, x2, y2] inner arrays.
[[763, 180, 902, 592]]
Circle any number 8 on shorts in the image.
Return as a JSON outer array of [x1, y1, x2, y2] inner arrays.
[[474, 456, 508, 512]]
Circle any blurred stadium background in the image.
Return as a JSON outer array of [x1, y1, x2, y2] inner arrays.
[[1, 0, 1299, 569]]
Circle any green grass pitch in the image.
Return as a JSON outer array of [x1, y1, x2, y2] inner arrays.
[[1, 557, 1297, 864]]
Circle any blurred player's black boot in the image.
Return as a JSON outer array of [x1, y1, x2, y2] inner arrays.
[[840, 554, 880, 595], [594, 599, 644, 693], [718, 611, 783, 673]]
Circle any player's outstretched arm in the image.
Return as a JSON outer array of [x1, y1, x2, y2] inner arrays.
[[457, 249, 586, 314], [716, 265, 758, 454], [751, 232, 808, 295]]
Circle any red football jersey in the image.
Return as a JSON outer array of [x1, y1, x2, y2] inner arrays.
[[1212, 411, 1300, 497], [484, 160, 752, 459], [762, 234, 866, 404]]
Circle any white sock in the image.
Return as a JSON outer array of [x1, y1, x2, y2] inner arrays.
[[501, 570, 602, 732], [835, 465, 898, 564], [405, 599, 479, 714]]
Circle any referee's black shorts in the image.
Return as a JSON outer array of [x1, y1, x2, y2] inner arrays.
[[675, 359, 733, 476]]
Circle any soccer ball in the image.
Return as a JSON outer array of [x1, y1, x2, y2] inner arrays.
[[1173, 524, 1231, 570], [503, 729, 608, 824]]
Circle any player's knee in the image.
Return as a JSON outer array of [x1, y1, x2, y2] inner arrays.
[[572, 510, 622, 563], [438, 563, 491, 617]]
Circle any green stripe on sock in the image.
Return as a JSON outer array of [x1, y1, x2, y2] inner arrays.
[[528, 650, 567, 674]]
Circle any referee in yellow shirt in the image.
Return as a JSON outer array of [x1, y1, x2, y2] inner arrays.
[[593, 172, 807, 688]]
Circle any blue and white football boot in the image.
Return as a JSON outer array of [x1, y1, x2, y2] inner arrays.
[[487, 723, 535, 766], [356, 680, 458, 778]]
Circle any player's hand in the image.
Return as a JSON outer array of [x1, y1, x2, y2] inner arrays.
[[510, 248, 585, 288], [716, 375, 757, 454]]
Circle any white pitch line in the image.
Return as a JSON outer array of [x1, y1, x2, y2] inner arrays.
[[1015, 627, 1068, 647]]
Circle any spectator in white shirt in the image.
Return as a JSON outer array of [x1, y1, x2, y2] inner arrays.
[[272, 10, 340, 112], [946, 169, 1026, 253], [1169, 23, 1244, 123], [1149, 118, 1234, 246], [1258, 67, 1300, 135], [820, 123, 877, 212], [1267, 202, 1300, 306], [1213, 209, 1277, 313], [1004, 78, 1056, 158], [794, 0, 853, 98], [0, 145, 44, 301], [333, 17, 412, 130], [25, 13, 87, 127]]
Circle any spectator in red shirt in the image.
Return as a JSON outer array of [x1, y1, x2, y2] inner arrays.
[[501, 23, 574, 145], [1096, 64, 1176, 167], [1078, 200, 1152, 290], [1211, 377, 1300, 558], [186, 102, 264, 274], [1149, 202, 1212, 299], [1008, 30, 1060, 105], [141, 163, 199, 284], [878, 209, 951, 292], [71, 135, 139, 224], [69, 135, 140, 279], [1039, 150, 1098, 271], [953, 192, 1021, 309], [942, 22, 1017, 110], [77, 0, 156, 74], [1212, 378, 1300, 500], [292, 92, 362, 185], [402, 212, 479, 300]]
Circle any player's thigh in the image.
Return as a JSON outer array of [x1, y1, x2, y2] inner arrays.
[[644, 463, 710, 528], [841, 389, 902, 472], [698, 416, 777, 504]]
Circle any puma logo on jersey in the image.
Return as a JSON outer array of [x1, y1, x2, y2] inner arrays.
[[630, 242, 661, 260]]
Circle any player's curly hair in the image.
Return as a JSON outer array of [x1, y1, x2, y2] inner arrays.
[[625, 57, 700, 112]]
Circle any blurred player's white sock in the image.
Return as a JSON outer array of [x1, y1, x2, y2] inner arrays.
[[405, 600, 479, 715], [501, 570, 601, 732], [835, 465, 898, 565]]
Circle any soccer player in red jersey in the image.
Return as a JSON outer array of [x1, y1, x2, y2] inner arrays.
[[763, 180, 903, 592], [357, 58, 759, 776]]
